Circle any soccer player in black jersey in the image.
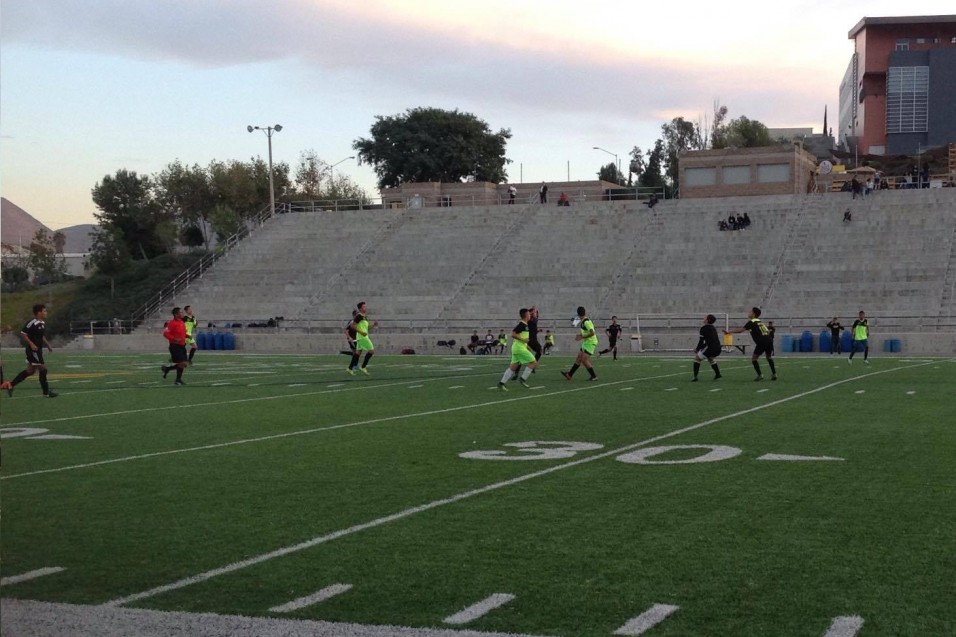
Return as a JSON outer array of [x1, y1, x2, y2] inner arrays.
[[692, 314, 722, 381], [7, 303, 58, 397], [514, 305, 542, 378], [599, 316, 623, 360], [344, 309, 358, 353], [725, 307, 777, 381]]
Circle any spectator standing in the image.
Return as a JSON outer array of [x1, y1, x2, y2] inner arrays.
[[826, 317, 844, 355], [539, 183, 548, 204], [508, 184, 517, 204]]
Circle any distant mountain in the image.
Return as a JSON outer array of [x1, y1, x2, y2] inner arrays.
[[1, 197, 50, 250], [56, 224, 97, 254], [1, 198, 98, 253]]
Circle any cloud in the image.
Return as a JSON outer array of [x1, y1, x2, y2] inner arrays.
[[2, 0, 835, 129]]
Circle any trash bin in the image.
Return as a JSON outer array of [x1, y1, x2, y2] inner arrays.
[[891, 339, 901, 353], [819, 331, 831, 353], [882, 339, 893, 353], [223, 332, 235, 350], [800, 331, 813, 352], [779, 334, 794, 353], [213, 333, 225, 350], [841, 331, 853, 352]]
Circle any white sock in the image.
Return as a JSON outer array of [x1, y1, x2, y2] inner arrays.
[[521, 367, 533, 380], [500, 369, 514, 384]]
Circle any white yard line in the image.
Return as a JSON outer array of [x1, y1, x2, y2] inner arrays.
[[613, 604, 679, 635], [1, 599, 555, 637], [0, 566, 65, 586], [102, 363, 928, 607], [822, 616, 864, 637], [268, 584, 352, 613], [443, 593, 515, 625], [1, 369, 692, 481]]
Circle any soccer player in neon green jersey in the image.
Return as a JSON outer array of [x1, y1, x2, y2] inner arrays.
[[497, 308, 538, 391], [347, 301, 377, 375], [562, 306, 599, 381], [848, 310, 870, 364], [183, 305, 198, 362]]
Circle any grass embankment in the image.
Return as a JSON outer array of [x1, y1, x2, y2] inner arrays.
[[1, 252, 206, 339]]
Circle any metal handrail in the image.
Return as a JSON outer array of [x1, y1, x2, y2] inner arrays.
[[128, 202, 281, 326]]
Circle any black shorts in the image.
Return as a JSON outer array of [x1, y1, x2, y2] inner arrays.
[[607, 337, 618, 348], [26, 348, 45, 366], [529, 340, 542, 355], [753, 339, 773, 357], [169, 344, 188, 364], [698, 346, 721, 359]]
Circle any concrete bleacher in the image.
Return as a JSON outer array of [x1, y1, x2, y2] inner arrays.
[[119, 188, 956, 353]]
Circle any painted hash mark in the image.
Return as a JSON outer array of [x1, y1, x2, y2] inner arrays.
[[614, 603, 679, 635], [443, 593, 515, 625]]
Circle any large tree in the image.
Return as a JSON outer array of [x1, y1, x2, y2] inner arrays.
[[91, 169, 169, 260], [661, 117, 704, 190], [354, 107, 511, 188], [714, 115, 774, 149], [154, 160, 216, 249]]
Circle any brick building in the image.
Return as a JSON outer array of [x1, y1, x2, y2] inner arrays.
[[677, 145, 818, 199], [839, 15, 956, 156]]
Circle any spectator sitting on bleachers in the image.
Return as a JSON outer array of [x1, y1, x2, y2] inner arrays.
[[468, 330, 480, 353], [557, 192, 570, 207], [646, 193, 659, 209]]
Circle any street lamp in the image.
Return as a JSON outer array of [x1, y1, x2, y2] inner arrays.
[[326, 155, 355, 184], [247, 124, 283, 217], [592, 146, 621, 177]]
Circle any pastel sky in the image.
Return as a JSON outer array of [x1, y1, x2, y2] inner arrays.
[[1, 1, 952, 229]]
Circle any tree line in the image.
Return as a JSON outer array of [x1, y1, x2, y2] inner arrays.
[[87, 151, 369, 277]]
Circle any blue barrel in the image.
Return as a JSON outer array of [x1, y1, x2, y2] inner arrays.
[[819, 331, 831, 353], [780, 334, 794, 353], [800, 331, 813, 352], [882, 339, 892, 353], [213, 332, 225, 350], [195, 332, 206, 350], [223, 332, 235, 350], [891, 339, 901, 353], [841, 331, 853, 352]]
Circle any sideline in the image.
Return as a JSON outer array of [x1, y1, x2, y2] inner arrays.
[[103, 362, 932, 607]]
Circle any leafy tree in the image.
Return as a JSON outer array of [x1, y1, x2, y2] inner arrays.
[[154, 161, 215, 249], [91, 169, 170, 260], [639, 140, 668, 193], [661, 117, 704, 190], [28, 229, 67, 283], [86, 226, 132, 298], [208, 158, 290, 218], [1, 257, 31, 292], [598, 163, 626, 186], [354, 107, 512, 188], [716, 116, 774, 148], [294, 149, 326, 199], [52, 231, 66, 254], [628, 146, 646, 185], [208, 204, 244, 242], [710, 101, 729, 149]]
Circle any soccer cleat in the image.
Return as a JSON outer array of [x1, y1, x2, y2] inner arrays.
[[771, 374, 778, 381], [754, 375, 763, 381], [847, 358, 852, 364], [713, 374, 722, 380], [587, 376, 599, 381], [561, 371, 572, 381], [497, 382, 508, 391], [691, 377, 699, 382], [45, 390, 59, 398], [174, 379, 185, 386], [519, 378, 530, 388], [346, 367, 356, 376], [162, 366, 170, 379], [863, 359, 870, 364], [360, 367, 370, 375], [4, 383, 12, 398]]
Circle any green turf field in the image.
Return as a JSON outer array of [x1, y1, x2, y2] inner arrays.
[[2, 351, 954, 636]]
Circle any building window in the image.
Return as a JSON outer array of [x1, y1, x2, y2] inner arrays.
[[721, 166, 750, 185], [886, 66, 929, 134], [916, 38, 926, 44], [756, 164, 790, 183], [895, 39, 909, 51], [684, 167, 717, 187]]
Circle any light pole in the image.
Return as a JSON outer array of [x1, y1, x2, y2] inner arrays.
[[247, 124, 283, 217], [326, 156, 355, 186], [592, 146, 621, 178]]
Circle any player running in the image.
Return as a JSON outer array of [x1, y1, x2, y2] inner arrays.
[[848, 310, 870, 364], [497, 308, 538, 391], [598, 315, 622, 360], [348, 301, 377, 375], [562, 306, 599, 381], [6, 304, 58, 398]]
